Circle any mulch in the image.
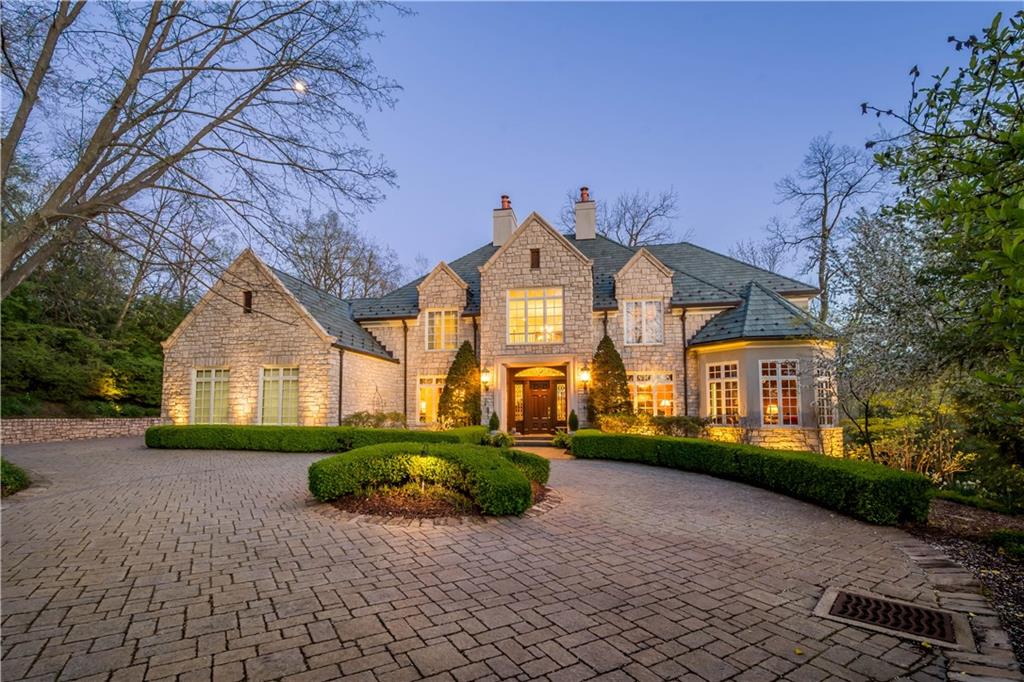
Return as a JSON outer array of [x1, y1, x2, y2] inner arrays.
[[906, 499, 1024, 666]]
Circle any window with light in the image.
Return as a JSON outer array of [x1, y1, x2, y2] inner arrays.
[[623, 300, 664, 345], [628, 372, 674, 416], [193, 369, 229, 424], [707, 363, 739, 425], [760, 360, 799, 426], [261, 367, 299, 425], [418, 375, 446, 423], [425, 310, 458, 351], [507, 288, 563, 344]]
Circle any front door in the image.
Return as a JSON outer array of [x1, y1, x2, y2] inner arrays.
[[526, 380, 553, 433]]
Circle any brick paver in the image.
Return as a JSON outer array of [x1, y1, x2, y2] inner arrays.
[[0, 437, 961, 680]]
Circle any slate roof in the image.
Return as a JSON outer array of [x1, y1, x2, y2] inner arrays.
[[270, 267, 396, 361], [688, 281, 828, 347], [350, 232, 816, 319]]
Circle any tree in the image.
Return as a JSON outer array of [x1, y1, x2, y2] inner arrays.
[[864, 10, 1024, 460], [559, 188, 689, 246], [281, 211, 404, 299], [437, 341, 481, 428], [770, 135, 882, 322], [1, 1, 400, 298], [728, 221, 791, 273], [587, 334, 631, 420]]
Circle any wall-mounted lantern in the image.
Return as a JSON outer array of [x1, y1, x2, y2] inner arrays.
[[579, 362, 592, 392], [480, 367, 492, 392]]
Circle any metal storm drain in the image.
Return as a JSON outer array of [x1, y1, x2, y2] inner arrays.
[[814, 588, 974, 649]]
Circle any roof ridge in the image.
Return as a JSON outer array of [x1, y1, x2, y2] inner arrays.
[[749, 280, 821, 323]]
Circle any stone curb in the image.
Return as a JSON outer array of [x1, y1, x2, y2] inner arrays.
[[894, 537, 1022, 680]]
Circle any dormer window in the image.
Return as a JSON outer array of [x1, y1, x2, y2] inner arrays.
[[623, 300, 663, 345], [530, 249, 540, 269]]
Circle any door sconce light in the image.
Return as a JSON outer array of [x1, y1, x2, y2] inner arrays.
[[480, 367, 492, 392], [579, 362, 591, 392]]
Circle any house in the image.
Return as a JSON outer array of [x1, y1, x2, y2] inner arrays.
[[161, 189, 842, 454]]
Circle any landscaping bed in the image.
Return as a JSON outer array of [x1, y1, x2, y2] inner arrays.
[[570, 430, 931, 525], [309, 442, 549, 516], [1, 459, 30, 496], [330, 479, 550, 518]]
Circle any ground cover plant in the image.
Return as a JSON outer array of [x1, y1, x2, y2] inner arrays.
[[308, 442, 548, 516], [571, 430, 930, 525]]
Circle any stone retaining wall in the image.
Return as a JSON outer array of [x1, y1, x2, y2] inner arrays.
[[1, 417, 166, 445]]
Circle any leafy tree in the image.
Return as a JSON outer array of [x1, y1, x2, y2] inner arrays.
[[588, 335, 631, 420], [864, 10, 1024, 460], [438, 342, 481, 427]]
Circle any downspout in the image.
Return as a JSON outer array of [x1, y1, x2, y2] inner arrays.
[[602, 311, 608, 336], [681, 309, 689, 416], [337, 348, 345, 425], [402, 320, 409, 423]]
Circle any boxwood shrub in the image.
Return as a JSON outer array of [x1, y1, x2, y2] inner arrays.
[[570, 430, 930, 525], [308, 442, 547, 515], [1, 459, 31, 496], [145, 425, 460, 452], [446, 425, 489, 444]]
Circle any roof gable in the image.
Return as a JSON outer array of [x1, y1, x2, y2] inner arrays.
[[479, 212, 592, 273], [417, 261, 468, 293], [614, 247, 675, 281], [163, 249, 333, 351]]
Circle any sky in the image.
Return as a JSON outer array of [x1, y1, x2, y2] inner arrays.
[[352, 2, 1014, 272]]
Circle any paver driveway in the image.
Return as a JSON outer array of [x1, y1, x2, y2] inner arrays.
[[2, 438, 949, 681]]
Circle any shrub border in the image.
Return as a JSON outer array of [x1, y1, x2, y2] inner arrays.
[[145, 425, 461, 452]]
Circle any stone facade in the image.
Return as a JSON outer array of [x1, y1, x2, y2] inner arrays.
[[478, 214, 594, 430], [1, 417, 166, 445], [340, 350, 402, 417]]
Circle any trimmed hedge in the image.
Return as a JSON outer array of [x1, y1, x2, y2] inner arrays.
[[498, 448, 550, 485], [1, 459, 30, 496], [446, 425, 489, 444], [145, 425, 459, 452], [570, 430, 931, 525], [308, 442, 546, 515]]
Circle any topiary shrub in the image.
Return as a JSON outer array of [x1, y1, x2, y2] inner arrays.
[[145, 425, 459, 452], [588, 334, 631, 421], [438, 341, 482, 427], [570, 430, 931, 525], [308, 442, 546, 515], [568, 409, 579, 432], [488, 411, 500, 431]]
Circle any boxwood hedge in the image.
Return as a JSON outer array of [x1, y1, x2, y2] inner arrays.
[[308, 442, 547, 515], [570, 430, 930, 525], [145, 425, 459, 452]]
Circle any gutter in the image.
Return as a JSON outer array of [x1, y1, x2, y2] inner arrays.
[[330, 342, 400, 364], [337, 348, 345, 424]]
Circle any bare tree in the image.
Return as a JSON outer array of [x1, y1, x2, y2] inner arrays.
[[770, 134, 882, 322], [559, 188, 689, 246], [281, 211, 403, 300], [729, 221, 791, 273], [1, 1, 400, 299]]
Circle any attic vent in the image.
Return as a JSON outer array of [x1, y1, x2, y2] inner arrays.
[[243, 291, 253, 314], [530, 249, 540, 269], [814, 588, 971, 649]]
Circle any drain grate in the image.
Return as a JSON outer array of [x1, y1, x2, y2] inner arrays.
[[828, 591, 957, 643]]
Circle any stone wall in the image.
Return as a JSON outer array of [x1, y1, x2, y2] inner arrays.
[[161, 253, 340, 426], [341, 350, 403, 418], [2, 417, 166, 445], [706, 425, 845, 456]]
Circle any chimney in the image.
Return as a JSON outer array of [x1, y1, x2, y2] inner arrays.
[[575, 186, 595, 240], [493, 194, 517, 246]]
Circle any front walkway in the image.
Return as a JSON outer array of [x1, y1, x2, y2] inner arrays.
[[0, 437, 983, 681]]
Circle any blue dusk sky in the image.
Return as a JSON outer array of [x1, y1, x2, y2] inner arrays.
[[353, 2, 1013, 273]]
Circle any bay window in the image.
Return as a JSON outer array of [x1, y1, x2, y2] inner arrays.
[[623, 300, 664, 345], [426, 310, 458, 351], [816, 371, 837, 427], [192, 369, 230, 424], [627, 372, 674, 416], [508, 288, 563, 344], [261, 367, 299, 425], [760, 360, 799, 426], [707, 363, 740, 425]]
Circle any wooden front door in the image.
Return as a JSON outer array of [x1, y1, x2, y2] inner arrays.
[[526, 380, 553, 433]]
